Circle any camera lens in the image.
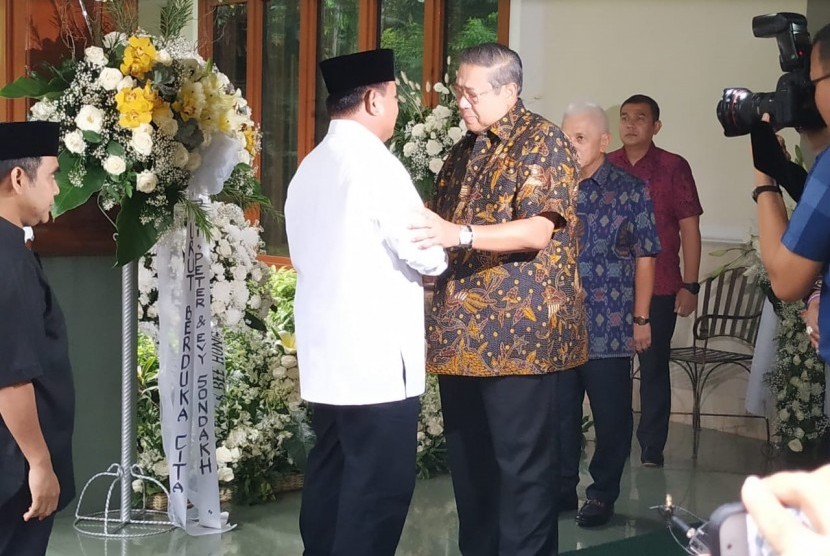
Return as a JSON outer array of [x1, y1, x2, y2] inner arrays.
[[716, 88, 775, 137]]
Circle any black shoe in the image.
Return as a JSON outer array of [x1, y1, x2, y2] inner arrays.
[[641, 450, 664, 467], [575, 499, 614, 527], [557, 492, 578, 513]]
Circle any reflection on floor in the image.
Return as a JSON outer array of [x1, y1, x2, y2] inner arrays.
[[47, 421, 774, 555]]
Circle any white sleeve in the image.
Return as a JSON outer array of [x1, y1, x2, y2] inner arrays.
[[371, 158, 448, 276]]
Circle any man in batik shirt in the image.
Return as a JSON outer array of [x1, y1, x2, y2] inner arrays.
[[560, 102, 660, 527], [608, 94, 703, 468], [410, 43, 588, 555]]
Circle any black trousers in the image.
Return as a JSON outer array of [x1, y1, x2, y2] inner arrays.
[[636, 295, 678, 463], [0, 484, 55, 556], [559, 357, 633, 506], [439, 373, 560, 556], [299, 396, 420, 556]]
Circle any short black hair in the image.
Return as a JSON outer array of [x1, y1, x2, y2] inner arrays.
[[326, 82, 389, 118], [0, 157, 41, 183], [621, 94, 660, 122], [813, 23, 830, 68]]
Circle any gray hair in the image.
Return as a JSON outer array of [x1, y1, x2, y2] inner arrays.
[[0, 157, 41, 182], [458, 43, 523, 94], [562, 101, 609, 133]]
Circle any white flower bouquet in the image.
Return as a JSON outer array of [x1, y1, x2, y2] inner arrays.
[[765, 300, 830, 454], [138, 200, 272, 331], [0, 8, 264, 264], [390, 69, 465, 201]]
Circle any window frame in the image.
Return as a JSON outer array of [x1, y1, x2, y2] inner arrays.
[[198, 0, 509, 267]]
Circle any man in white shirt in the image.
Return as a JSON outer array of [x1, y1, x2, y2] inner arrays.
[[285, 48, 447, 556]]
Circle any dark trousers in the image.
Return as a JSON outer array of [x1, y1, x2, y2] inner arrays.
[[559, 357, 633, 506], [299, 396, 420, 556], [0, 484, 55, 556], [636, 295, 678, 463], [439, 373, 560, 556]]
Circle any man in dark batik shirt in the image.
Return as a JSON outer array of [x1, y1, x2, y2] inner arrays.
[[410, 43, 587, 555], [608, 94, 703, 468], [560, 102, 660, 527], [0, 122, 75, 556]]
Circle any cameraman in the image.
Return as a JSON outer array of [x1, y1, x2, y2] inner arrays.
[[753, 23, 830, 391]]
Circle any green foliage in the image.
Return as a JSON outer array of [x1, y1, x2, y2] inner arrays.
[[102, 0, 139, 37], [266, 267, 298, 333], [447, 13, 498, 62], [159, 0, 194, 40]]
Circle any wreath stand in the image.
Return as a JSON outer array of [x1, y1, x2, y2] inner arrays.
[[73, 261, 175, 538]]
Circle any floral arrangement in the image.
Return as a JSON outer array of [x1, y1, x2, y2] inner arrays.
[[711, 237, 828, 454], [765, 298, 829, 454], [136, 235, 313, 503], [390, 70, 465, 201], [415, 375, 448, 478], [138, 201, 271, 330], [0, 4, 264, 265]]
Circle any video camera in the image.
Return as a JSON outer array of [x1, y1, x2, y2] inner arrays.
[[716, 12, 825, 137]]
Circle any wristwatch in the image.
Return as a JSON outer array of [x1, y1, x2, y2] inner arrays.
[[458, 225, 474, 247], [633, 315, 650, 326], [752, 184, 782, 203], [682, 281, 701, 295]]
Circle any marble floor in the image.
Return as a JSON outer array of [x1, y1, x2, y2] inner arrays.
[[47, 421, 775, 556]]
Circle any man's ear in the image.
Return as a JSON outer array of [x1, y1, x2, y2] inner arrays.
[[653, 120, 662, 135], [600, 132, 611, 153], [365, 88, 383, 117], [6, 167, 26, 195]]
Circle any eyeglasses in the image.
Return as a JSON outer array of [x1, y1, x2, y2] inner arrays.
[[450, 84, 499, 104], [811, 71, 830, 86]]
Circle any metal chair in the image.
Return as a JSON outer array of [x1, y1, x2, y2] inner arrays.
[[668, 267, 769, 459]]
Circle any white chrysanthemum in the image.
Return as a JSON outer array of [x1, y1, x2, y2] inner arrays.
[[402, 142, 417, 157], [131, 131, 154, 156], [426, 139, 442, 156], [84, 46, 108, 66], [136, 170, 158, 193], [30, 100, 56, 121], [116, 76, 136, 92], [156, 49, 173, 66], [218, 467, 235, 483], [132, 479, 144, 493], [152, 460, 169, 478], [225, 308, 243, 328], [212, 280, 232, 305], [216, 446, 241, 464], [428, 157, 444, 174], [411, 123, 426, 138], [103, 155, 127, 176], [64, 130, 86, 154], [97, 67, 123, 91], [433, 82, 447, 94], [448, 126, 463, 142], [433, 104, 452, 119], [280, 355, 298, 368], [158, 117, 179, 138], [75, 105, 104, 133]]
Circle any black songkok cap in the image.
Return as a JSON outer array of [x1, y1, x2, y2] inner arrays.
[[0, 121, 60, 161], [320, 49, 396, 96]]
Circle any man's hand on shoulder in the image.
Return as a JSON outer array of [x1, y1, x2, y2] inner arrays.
[[409, 207, 463, 249]]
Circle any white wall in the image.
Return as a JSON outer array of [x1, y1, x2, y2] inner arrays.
[[511, 0, 808, 244]]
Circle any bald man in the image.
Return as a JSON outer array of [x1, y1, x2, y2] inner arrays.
[[559, 102, 660, 527]]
